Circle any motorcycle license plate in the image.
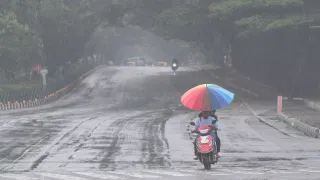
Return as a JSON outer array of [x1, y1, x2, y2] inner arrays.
[[200, 138, 209, 144]]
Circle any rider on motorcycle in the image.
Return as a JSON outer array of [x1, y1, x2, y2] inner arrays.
[[171, 59, 179, 75], [172, 58, 179, 66], [209, 110, 221, 156], [192, 111, 221, 160]]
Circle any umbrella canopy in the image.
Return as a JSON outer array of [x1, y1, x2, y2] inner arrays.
[[181, 84, 234, 111]]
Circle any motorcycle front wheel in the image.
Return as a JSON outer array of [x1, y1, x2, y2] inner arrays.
[[200, 153, 212, 170]]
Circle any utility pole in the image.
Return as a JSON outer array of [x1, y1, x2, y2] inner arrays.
[[40, 44, 44, 62]]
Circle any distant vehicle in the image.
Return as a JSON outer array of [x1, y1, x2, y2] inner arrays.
[[171, 62, 178, 75], [123, 57, 146, 66], [155, 61, 167, 67]]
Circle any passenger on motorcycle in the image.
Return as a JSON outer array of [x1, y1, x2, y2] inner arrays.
[[172, 58, 179, 66], [192, 111, 221, 160], [212, 119, 222, 157], [198, 110, 218, 120], [210, 110, 218, 120], [209, 110, 221, 156]]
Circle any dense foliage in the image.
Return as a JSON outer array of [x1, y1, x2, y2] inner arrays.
[[2, 0, 320, 96], [0, 0, 125, 79], [130, 0, 320, 96]]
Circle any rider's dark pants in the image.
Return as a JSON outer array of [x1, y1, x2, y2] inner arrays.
[[215, 132, 221, 152], [194, 139, 197, 155]]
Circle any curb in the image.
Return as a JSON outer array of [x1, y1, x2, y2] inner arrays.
[[277, 112, 319, 138], [0, 64, 104, 112], [241, 100, 293, 137], [198, 67, 319, 138], [79, 65, 104, 80], [304, 99, 320, 111], [59, 65, 105, 98], [243, 99, 319, 138]]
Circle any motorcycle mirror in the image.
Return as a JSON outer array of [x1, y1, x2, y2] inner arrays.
[[190, 122, 195, 126]]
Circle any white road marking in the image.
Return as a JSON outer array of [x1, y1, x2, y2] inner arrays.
[[220, 169, 264, 175], [178, 169, 230, 176], [204, 172, 232, 176], [227, 83, 259, 97], [0, 174, 39, 180], [3, 168, 320, 180], [203, 70, 220, 79], [35, 172, 88, 180], [177, 169, 199, 173], [109, 171, 160, 178], [75, 172, 123, 179], [143, 170, 192, 176], [300, 169, 320, 173], [268, 170, 300, 174]]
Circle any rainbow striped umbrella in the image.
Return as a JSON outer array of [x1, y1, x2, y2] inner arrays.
[[181, 84, 235, 111]]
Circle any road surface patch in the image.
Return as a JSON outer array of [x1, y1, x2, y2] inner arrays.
[[1, 168, 320, 179], [75, 172, 123, 179]]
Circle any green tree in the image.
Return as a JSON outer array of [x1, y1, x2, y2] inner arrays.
[[37, 0, 128, 75], [0, 0, 131, 77], [124, 0, 320, 96], [0, 11, 31, 81]]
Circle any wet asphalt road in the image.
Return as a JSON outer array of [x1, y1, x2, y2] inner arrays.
[[0, 66, 319, 180]]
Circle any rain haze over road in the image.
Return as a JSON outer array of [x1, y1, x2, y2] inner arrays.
[[1, 65, 320, 180], [1, 1, 320, 180]]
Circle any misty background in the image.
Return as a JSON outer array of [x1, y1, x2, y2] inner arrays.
[[1, 0, 320, 101], [85, 26, 206, 66]]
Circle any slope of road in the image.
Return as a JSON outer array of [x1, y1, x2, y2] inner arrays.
[[0, 66, 319, 180], [0, 66, 198, 173]]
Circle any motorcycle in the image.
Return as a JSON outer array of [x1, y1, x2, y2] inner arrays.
[[190, 122, 218, 170], [171, 63, 178, 75]]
